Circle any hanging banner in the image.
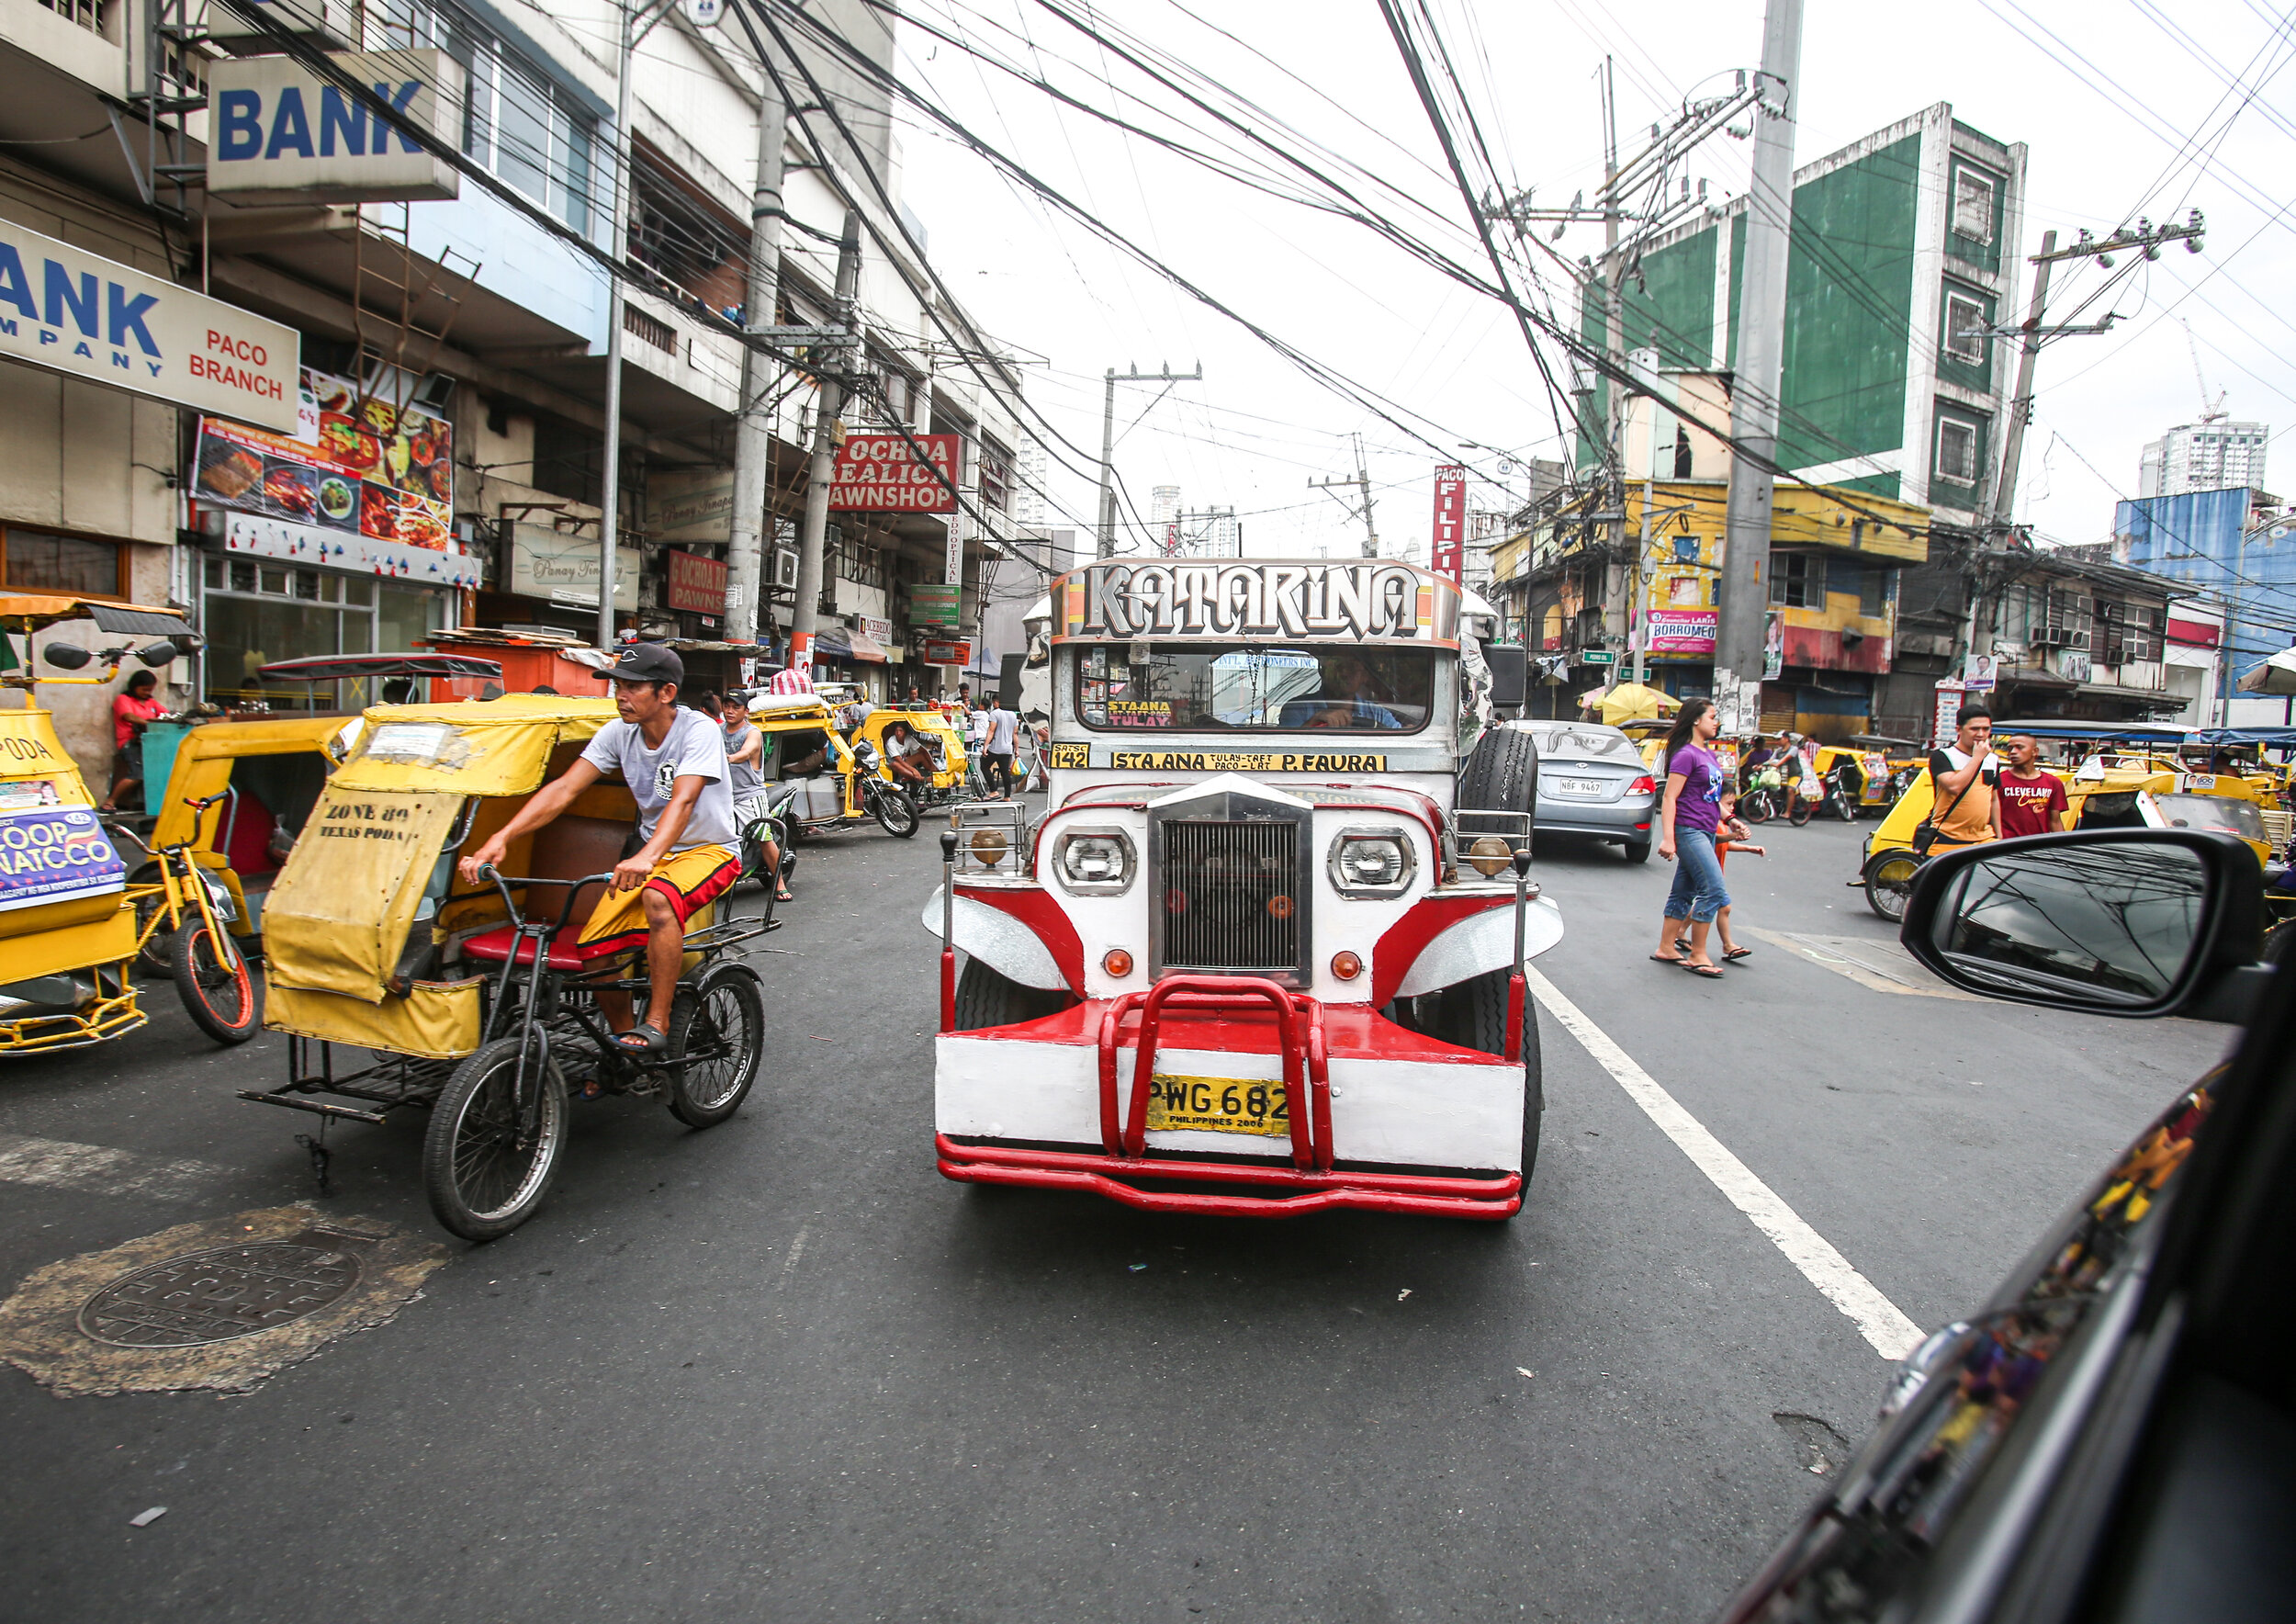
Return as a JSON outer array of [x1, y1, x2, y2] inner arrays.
[[1430, 464, 1468, 582], [647, 468, 735, 545], [196, 366, 454, 549], [0, 216, 298, 432], [222, 512, 482, 590], [1645, 608, 1718, 656], [828, 433, 962, 513]]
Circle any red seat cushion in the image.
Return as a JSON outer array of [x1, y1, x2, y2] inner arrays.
[[460, 924, 588, 971]]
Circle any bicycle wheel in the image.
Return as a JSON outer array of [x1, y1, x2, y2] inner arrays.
[[665, 964, 764, 1128], [423, 1037, 568, 1242], [169, 915, 261, 1043], [1789, 795, 1816, 827], [1741, 789, 1774, 825], [1864, 851, 1922, 923]]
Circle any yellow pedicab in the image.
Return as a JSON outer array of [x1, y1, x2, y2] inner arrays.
[[850, 703, 971, 807], [241, 694, 769, 1240], [0, 595, 260, 1050]]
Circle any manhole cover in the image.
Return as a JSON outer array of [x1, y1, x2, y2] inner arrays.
[[77, 1235, 364, 1348]]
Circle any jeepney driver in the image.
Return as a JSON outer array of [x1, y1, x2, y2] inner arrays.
[[1285, 651, 1402, 729], [457, 643, 742, 1057]]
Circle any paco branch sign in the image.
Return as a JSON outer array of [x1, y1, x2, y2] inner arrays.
[[0, 220, 298, 433]]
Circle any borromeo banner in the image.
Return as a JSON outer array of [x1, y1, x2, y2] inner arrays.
[[0, 217, 298, 432]]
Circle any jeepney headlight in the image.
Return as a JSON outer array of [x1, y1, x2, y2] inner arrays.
[[1055, 829, 1134, 893], [1328, 828, 1416, 897]]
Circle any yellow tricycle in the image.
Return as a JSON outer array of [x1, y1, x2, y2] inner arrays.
[[0, 593, 259, 1051]]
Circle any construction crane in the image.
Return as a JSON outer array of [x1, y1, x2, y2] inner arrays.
[[2180, 318, 2228, 423]]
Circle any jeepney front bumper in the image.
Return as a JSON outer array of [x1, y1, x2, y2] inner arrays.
[[934, 974, 1525, 1219]]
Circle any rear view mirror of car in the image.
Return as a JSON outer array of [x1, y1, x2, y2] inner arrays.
[[1900, 829, 2267, 1020]]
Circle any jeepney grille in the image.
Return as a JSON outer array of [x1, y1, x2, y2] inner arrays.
[[1159, 819, 1300, 975]]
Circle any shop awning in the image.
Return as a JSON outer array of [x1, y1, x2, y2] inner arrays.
[[848, 631, 888, 663]]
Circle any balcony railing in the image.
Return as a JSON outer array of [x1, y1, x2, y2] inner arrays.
[[38, 0, 105, 31]]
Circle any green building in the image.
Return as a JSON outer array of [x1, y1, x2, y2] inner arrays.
[[1583, 103, 2027, 531]]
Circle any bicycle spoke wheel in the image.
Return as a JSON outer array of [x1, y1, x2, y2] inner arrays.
[[169, 917, 261, 1043], [666, 966, 764, 1128], [424, 1038, 568, 1241]]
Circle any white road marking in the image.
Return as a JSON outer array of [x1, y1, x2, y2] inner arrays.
[[0, 1133, 226, 1202], [1745, 928, 1983, 1002], [778, 1224, 810, 1289], [1523, 967, 1924, 1360]]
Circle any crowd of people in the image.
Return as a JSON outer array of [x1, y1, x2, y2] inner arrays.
[[1649, 701, 2072, 980]]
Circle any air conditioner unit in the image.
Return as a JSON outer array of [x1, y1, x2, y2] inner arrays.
[[2065, 629, 2091, 650], [2032, 625, 2065, 647]]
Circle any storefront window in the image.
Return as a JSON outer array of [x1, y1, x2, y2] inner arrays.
[[3, 528, 121, 597], [199, 553, 445, 709]]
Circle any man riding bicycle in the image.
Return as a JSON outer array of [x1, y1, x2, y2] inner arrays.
[[457, 643, 741, 1056]]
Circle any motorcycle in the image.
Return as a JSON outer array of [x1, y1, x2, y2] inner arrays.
[[1816, 761, 1862, 823]]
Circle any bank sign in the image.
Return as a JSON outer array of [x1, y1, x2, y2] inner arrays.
[[207, 51, 463, 203], [0, 220, 298, 433], [1057, 560, 1458, 644]]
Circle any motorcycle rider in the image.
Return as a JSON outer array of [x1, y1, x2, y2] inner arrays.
[[701, 692, 789, 904]]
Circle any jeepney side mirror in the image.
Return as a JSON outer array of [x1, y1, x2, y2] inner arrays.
[[1898, 829, 2268, 1022], [167, 631, 205, 658], [42, 643, 92, 670], [134, 638, 184, 668]]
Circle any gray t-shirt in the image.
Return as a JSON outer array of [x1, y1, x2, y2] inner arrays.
[[722, 718, 765, 796], [985, 706, 1018, 754], [580, 706, 738, 852]]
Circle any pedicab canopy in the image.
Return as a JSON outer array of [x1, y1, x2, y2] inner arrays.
[[264, 695, 621, 1004], [1584, 682, 1677, 727]]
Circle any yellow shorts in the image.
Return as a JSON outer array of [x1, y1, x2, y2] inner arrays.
[[574, 843, 740, 961]]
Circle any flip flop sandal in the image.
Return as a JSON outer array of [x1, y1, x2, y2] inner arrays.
[[1675, 935, 1693, 954], [1649, 952, 1687, 964], [610, 1023, 669, 1057], [776, 887, 794, 902], [1723, 946, 1754, 962], [1681, 963, 1725, 978]]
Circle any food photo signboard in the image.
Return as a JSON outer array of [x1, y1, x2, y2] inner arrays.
[[194, 367, 454, 551]]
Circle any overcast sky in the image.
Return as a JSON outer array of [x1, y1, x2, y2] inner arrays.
[[889, 0, 2294, 562]]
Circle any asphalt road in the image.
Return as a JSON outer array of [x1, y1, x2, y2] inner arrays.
[[0, 803, 2233, 1623]]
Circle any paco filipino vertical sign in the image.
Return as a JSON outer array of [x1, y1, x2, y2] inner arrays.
[[1430, 464, 1468, 582]]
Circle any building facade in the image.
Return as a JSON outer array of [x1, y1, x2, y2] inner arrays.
[[1582, 103, 2027, 530], [0, 0, 1038, 785], [2139, 422, 2270, 500], [2113, 487, 2295, 725]]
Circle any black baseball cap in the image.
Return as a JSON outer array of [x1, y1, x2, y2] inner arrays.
[[603, 642, 682, 686]]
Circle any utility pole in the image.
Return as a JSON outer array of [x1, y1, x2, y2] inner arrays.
[[594, 0, 679, 648], [1310, 432, 1381, 558], [790, 212, 861, 672], [1714, 0, 1803, 736], [1632, 474, 1653, 684], [724, 69, 786, 648], [1599, 57, 1629, 686], [1095, 362, 1201, 558]]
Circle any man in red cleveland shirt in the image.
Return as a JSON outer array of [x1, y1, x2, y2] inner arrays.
[[1997, 733, 2071, 839]]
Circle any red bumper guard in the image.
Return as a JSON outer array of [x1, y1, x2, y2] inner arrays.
[[937, 973, 1522, 1219]]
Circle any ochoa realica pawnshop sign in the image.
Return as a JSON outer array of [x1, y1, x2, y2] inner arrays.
[[1057, 561, 1458, 643], [0, 220, 298, 433]]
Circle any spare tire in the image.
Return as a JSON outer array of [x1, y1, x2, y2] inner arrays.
[[1458, 726, 1538, 851]]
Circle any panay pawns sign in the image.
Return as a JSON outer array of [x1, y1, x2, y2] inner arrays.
[[0, 219, 298, 433], [828, 433, 961, 513], [1057, 560, 1456, 643]]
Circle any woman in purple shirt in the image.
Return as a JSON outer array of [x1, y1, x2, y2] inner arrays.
[[1652, 696, 1731, 978]]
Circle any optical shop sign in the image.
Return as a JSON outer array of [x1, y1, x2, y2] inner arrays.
[[0, 220, 298, 433], [207, 50, 464, 204]]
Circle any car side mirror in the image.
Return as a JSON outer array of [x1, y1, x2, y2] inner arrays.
[[1899, 829, 2268, 1021]]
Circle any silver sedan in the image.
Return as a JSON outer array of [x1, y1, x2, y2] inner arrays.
[[1512, 719, 1660, 863]]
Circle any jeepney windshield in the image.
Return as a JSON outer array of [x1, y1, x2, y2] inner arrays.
[[1075, 644, 1435, 733]]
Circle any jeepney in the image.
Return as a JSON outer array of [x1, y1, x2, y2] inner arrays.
[[925, 558, 1560, 1220]]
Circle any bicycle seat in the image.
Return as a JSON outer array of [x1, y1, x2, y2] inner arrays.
[[460, 924, 588, 971]]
